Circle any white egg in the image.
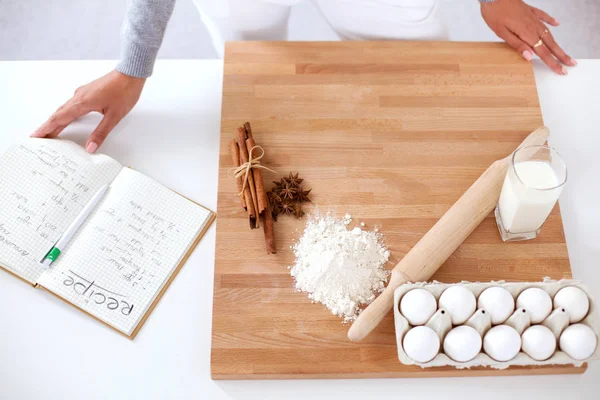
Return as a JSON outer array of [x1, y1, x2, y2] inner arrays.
[[478, 287, 515, 325], [400, 289, 437, 325], [522, 325, 556, 361], [516, 288, 552, 324], [438, 285, 476, 325], [483, 325, 522, 362], [403, 326, 440, 363], [443, 326, 482, 362], [559, 324, 598, 360], [553, 286, 590, 323]]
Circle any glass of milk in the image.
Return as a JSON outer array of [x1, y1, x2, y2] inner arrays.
[[495, 145, 567, 241]]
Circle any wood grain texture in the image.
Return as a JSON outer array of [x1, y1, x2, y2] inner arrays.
[[212, 41, 578, 379]]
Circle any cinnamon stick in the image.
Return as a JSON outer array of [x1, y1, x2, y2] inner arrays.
[[243, 175, 257, 229], [242, 173, 257, 229], [263, 198, 277, 254], [243, 123, 263, 212], [244, 121, 253, 139], [228, 139, 246, 209], [232, 133, 256, 228], [239, 150, 256, 228], [245, 136, 267, 214], [241, 177, 256, 229], [236, 127, 260, 229]]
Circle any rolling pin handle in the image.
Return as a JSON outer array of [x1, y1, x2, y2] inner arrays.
[[347, 272, 410, 342]]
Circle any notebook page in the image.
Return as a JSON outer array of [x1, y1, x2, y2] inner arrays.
[[0, 139, 122, 284], [37, 167, 212, 335]]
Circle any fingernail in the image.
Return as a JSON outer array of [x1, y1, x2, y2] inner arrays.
[[86, 141, 98, 153], [561, 67, 568, 75], [522, 50, 533, 61], [570, 58, 578, 66], [30, 130, 44, 138]]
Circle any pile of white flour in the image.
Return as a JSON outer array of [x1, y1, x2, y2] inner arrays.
[[290, 214, 390, 322]]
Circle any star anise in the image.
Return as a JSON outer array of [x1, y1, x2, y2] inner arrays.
[[279, 184, 297, 200], [296, 187, 312, 203], [267, 173, 311, 221], [286, 172, 303, 188], [294, 203, 305, 219], [267, 190, 281, 204], [272, 178, 286, 191], [280, 201, 295, 216]]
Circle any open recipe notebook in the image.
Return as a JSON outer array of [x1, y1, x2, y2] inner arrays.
[[0, 139, 215, 338]]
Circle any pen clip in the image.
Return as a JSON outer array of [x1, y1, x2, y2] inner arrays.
[[40, 240, 58, 263]]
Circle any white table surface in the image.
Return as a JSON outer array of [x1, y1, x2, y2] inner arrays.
[[0, 59, 598, 399]]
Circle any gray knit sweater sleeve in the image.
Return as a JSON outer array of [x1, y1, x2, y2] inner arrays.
[[116, 0, 176, 78]]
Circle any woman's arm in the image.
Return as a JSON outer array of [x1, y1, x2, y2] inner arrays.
[[117, 0, 176, 78], [33, 0, 176, 152]]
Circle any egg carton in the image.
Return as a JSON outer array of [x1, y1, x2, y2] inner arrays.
[[393, 278, 600, 369]]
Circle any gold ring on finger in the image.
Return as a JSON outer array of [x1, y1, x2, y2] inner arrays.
[[540, 29, 549, 39], [533, 39, 544, 48]]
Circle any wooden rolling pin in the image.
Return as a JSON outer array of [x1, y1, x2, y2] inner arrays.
[[348, 126, 550, 342]]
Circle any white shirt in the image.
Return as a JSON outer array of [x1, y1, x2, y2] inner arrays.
[[192, 0, 447, 56]]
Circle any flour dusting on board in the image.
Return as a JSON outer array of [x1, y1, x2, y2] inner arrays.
[[290, 213, 390, 322]]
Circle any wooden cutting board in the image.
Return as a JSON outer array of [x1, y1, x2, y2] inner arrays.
[[212, 41, 581, 379]]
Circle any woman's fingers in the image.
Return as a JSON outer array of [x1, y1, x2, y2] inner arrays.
[[45, 125, 67, 139], [32, 70, 145, 148], [480, 0, 571, 76], [530, 6, 559, 26], [528, 7, 575, 67], [86, 113, 120, 153], [510, 18, 567, 75], [31, 101, 69, 137], [532, 40, 567, 75], [497, 27, 534, 61], [540, 25, 576, 66], [32, 100, 90, 138]]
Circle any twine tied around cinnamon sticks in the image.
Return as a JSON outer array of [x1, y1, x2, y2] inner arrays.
[[228, 122, 277, 254], [230, 146, 277, 198]]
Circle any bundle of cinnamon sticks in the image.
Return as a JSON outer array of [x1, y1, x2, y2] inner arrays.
[[228, 122, 276, 254]]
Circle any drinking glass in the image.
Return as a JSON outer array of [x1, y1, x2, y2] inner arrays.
[[495, 145, 567, 242]]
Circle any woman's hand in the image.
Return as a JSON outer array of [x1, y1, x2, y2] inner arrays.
[[32, 70, 146, 153], [481, 0, 576, 75]]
